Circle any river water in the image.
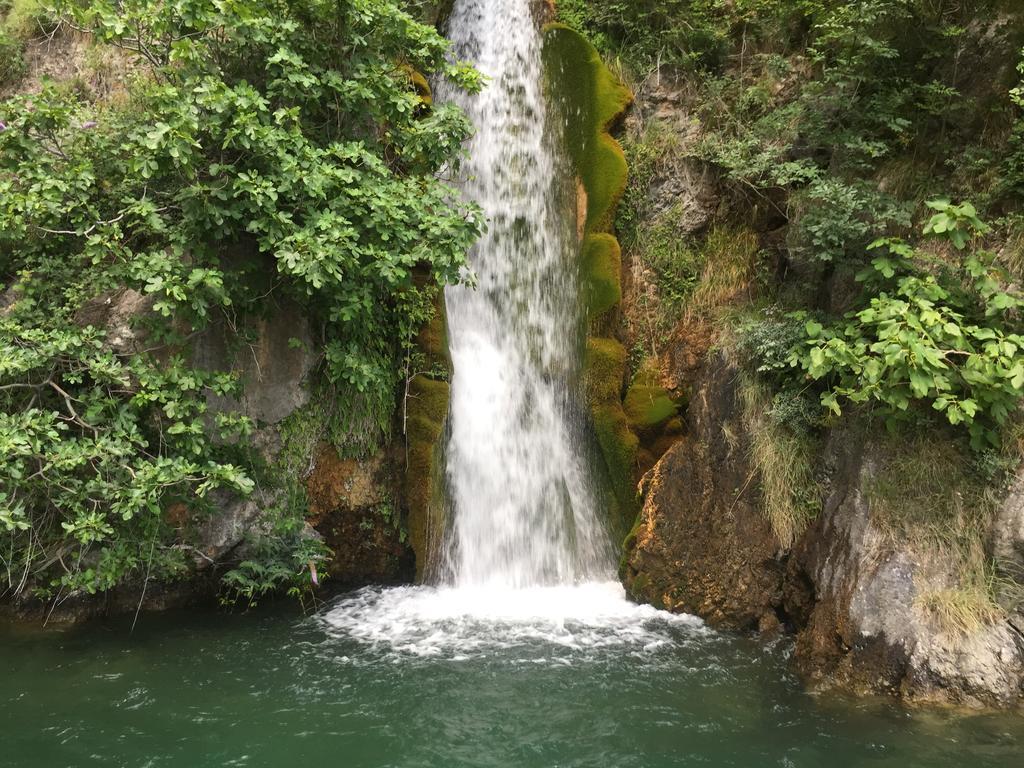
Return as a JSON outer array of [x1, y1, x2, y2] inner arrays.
[[2, 603, 1023, 767]]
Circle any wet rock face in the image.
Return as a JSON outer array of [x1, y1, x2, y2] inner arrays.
[[305, 446, 414, 588], [787, 437, 1024, 708], [623, 354, 786, 631], [192, 298, 316, 429]]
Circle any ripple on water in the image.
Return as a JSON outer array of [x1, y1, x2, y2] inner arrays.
[[318, 581, 706, 662]]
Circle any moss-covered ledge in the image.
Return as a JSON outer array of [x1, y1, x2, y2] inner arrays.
[[543, 23, 678, 537], [404, 293, 451, 582]]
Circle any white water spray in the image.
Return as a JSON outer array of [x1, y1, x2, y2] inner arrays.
[[435, 0, 612, 588], [322, 0, 698, 655]]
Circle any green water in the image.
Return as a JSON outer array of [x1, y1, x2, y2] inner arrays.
[[2, 589, 1023, 768]]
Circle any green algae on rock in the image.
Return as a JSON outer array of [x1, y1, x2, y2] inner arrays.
[[544, 22, 675, 536], [624, 360, 680, 429], [580, 232, 622, 323], [404, 294, 452, 581], [542, 23, 631, 235]]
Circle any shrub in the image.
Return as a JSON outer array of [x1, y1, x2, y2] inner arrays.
[[0, 28, 25, 87], [792, 202, 1024, 449]]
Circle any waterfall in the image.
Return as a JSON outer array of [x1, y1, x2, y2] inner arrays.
[[321, 0, 695, 657], [435, 0, 613, 588]]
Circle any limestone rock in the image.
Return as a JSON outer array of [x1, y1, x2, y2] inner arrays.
[[75, 288, 157, 355], [787, 435, 1024, 707], [194, 491, 269, 566], [192, 298, 316, 428], [624, 354, 786, 630]]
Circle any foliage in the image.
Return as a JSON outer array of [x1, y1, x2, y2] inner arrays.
[[735, 309, 825, 439], [791, 204, 1024, 449], [2, 0, 51, 38], [220, 493, 326, 609], [0, 0, 481, 600], [557, 0, 729, 75]]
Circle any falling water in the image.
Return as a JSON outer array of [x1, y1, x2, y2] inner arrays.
[[321, 0, 696, 656], [435, 0, 613, 588]]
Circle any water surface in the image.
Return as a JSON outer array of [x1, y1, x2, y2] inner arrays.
[[3, 587, 1023, 768]]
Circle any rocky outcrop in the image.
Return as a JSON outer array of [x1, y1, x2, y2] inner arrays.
[[608, 46, 1024, 707], [192, 298, 317, 431], [623, 353, 786, 631], [627, 366, 1024, 705], [75, 288, 157, 355], [782, 435, 1024, 707]]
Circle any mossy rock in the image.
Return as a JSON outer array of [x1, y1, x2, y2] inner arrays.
[[415, 292, 449, 364], [545, 23, 653, 541], [592, 402, 639, 529], [404, 293, 452, 581], [581, 233, 622, 321], [542, 23, 632, 235], [584, 337, 638, 526], [405, 375, 449, 581], [623, 361, 679, 429], [406, 67, 433, 107], [584, 336, 627, 404]]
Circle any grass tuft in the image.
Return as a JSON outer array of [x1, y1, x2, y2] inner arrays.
[[739, 375, 819, 547]]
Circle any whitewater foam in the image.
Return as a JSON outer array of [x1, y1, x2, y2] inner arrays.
[[320, 583, 704, 660]]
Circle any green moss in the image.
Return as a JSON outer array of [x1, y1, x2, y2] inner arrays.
[[584, 336, 626, 402], [581, 233, 621, 319], [415, 291, 449, 362], [584, 337, 638, 530], [545, 23, 642, 538], [618, 505, 645, 578], [543, 23, 632, 235], [623, 361, 679, 428], [592, 403, 639, 525], [404, 294, 452, 581]]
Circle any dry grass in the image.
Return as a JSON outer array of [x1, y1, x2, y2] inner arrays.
[[739, 376, 819, 547], [917, 543, 1003, 637], [686, 227, 758, 321], [1000, 227, 1024, 282], [867, 433, 996, 548], [869, 431, 1008, 635]]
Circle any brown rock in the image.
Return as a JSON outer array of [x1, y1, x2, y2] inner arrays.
[[623, 354, 786, 631], [305, 444, 413, 588]]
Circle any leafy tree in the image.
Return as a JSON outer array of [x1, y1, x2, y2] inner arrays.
[[0, 0, 482, 599]]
